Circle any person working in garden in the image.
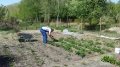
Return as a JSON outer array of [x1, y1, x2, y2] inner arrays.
[[40, 26, 54, 44]]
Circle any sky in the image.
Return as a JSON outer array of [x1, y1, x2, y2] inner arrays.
[[0, 0, 21, 6], [110, 0, 119, 3], [0, 0, 119, 6]]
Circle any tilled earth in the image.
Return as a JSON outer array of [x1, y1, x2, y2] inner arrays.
[[0, 30, 117, 67]]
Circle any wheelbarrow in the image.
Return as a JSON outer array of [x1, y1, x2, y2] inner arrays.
[[17, 33, 33, 42]]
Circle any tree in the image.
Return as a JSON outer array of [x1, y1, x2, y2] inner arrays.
[[19, 0, 42, 21], [107, 1, 120, 23], [80, 0, 107, 25], [0, 5, 6, 21]]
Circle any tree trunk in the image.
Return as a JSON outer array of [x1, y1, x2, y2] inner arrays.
[[47, 0, 50, 26], [81, 18, 83, 31], [56, 15, 59, 27], [89, 18, 92, 30], [60, 18, 61, 27], [100, 18, 102, 32], [67, 13, 69, 28], [56, 0, 59, 27]]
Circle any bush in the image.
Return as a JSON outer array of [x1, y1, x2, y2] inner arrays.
[[0, 26, 13, 31], [69, 29, 77, 32], [55, 27, 65, 31], [101, 55, 120, 66], [95, 24, 108, 30], [19, 22, 30, 27], [91, 18, 99, 25]]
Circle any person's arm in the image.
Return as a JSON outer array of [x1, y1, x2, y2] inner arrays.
[[48, 29, 54, 39]]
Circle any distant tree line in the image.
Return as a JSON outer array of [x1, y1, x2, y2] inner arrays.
[[0, 0, 120, 28]]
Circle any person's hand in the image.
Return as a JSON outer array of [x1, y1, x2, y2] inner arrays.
[[51, 35, 54, 39], [49, 35, 54, 39]]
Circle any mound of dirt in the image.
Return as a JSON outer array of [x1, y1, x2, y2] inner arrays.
[[108, 27, 120, 34]]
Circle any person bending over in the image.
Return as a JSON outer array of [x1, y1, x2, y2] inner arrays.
[[40, 26, 54, 44]]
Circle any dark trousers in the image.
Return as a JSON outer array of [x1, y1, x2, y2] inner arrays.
[[40, 28, 47, 43]]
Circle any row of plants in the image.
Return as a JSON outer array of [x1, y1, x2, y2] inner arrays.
[[29, 42, 60, 62], [26, 46, 44, 66], [17, 44, 31, 67], [2, 45, 14, 67], [49, 36, 116, 58]]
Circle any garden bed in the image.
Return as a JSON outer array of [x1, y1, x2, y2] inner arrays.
[[0, 30, 119, 67]]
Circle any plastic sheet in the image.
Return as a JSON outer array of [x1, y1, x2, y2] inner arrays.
[[62, 29, 84, 37]]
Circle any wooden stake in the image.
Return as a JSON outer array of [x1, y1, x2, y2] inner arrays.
[[100, 18, 102, 33]]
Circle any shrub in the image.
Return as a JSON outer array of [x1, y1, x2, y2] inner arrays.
[[91, 18, 99, 25], [101, 55, 120, 66], [0, 26, 13, 31], [55, 27, 65, 31], [75, 50, 85, 58], [19, 22, 29, 26]]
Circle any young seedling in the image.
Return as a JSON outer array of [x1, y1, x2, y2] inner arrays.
[[27, 47, 44, 65], [81, 61, 86, 65], [63, 64, 68, 67], [2, 45, 10, 56], [53, 58, 59, 62], [65, 54, 71, 60], [2, 45, 15, 67]]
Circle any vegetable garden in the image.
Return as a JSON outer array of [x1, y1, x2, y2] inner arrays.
[[49, 35, 118, 58], [0, 31, 119, 67]]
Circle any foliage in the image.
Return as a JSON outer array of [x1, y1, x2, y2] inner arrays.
[[55, 26, 65, 31], [91, 18, 99, 25], [49, 36, 117, 58], [74, 0, 107, 25], [101, 55, 120, 67], [0, 26, 13, 31], [69, 29, 78, 32], [107, 1, 120, 23], [76, 50, 85, 58], [0, 5, 6, 21], [3, 0, 120, 30]]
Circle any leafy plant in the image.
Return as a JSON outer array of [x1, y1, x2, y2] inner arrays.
[[63, 64, 68, 67], [34, 56, 44, 65], [101, 55, 120, 66], [102, 48, 111, 52], [95, 42, 101, 45], [59, 37, 64, 42], [27, 47, 44, 65], [63, 44, 72, 52], [65, 54, 71, 60], [81, 61, 86, 65], [2, 45, 10, 55], [105, 42, 114, 48], [87, 40, 94, 45], [75, 50, 85, 58]]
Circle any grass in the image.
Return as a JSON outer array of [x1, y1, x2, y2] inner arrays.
[[0, 30, 15, 35]]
